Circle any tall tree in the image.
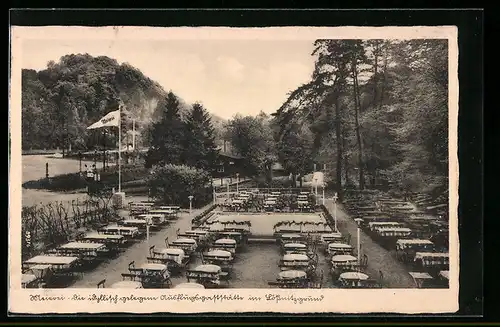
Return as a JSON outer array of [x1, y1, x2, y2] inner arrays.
[[350, 42, 366, 190], [277, 122, 314, 187], [227, 113, 275, 177], [182, 102, 219, 171], [145, 91, 185, 168]]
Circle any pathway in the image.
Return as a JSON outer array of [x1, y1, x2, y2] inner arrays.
[[70, 196, 212, 288], [324, 198, 416, 288]]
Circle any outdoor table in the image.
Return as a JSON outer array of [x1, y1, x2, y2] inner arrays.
[[368, 222, 401, 231], [439, 270, 450, 280], [205, 249, 233, 260], [151, 247, 188, 271], [232, 199, 244, 204], [110, 281, 143, 289], [101, 226, 140, 238], [24, 255, 79, 268], [171, 238, 198, 255], [137, 214, 166, 225], [129, 202, 154, 214], [59, 242, 107, 257], [140, 263, 170, 288], [279, 253, 310, 271], [408, 271, 434, 288], [81, 233, 126, 250], [396, 239, 434, 251], [327, 243, 353, 255], [29, 264, 53, 282], [265, 200, 277, 205], [187, 264, 225, 287], [340, 271, 369, 280], [140, 263, 168, 272], [121, 219, 150, 229], [376, 227, 412, 237], [22, 274, 38, 288], [283, 243, 308, 254], [414, 252, 449, 268], [278, 270, 307, 280], [330, 255, 358, 272], [203, 250, 234, 271], [213, 238, 237, 254], [321, 233, 343, 242], [148, 209, 178, 219], [338, 271, 369, 287], [153, 206, 180, 213], [174, 282, 205, 289]]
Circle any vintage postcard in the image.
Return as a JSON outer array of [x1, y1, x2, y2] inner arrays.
[[9, 25, 459, 314]]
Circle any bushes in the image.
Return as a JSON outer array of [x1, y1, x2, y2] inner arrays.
[[147, 164, 212, 208]]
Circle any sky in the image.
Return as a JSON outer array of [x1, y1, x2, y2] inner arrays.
[[22, 38, 316, 119]]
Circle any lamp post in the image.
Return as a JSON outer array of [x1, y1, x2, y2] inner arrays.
[[213, 184, 216, 205], [354, 218, 363, 264], [314, 178, 318, 204], [322, 184, 325, 205], [78, 151, 82, 174], [188, 195, 194, 215], [333, 192, 338, 232], [236, 173, 240, 194], [146, 216, 152, 245]]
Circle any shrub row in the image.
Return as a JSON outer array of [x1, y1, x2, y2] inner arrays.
[[191, 204, 218, 226], [22, 165, 150, 192]]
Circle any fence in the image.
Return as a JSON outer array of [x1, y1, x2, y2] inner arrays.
[[21, 197, 118, 261]]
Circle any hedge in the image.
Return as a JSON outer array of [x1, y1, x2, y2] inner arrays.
[[147, 164, 212, 208], [22, 165, 150, 192]]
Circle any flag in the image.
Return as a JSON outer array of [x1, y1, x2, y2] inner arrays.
[[87, 109, 120, 130]]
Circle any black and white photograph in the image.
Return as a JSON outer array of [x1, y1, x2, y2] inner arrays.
[[9, 26, 459, 314]]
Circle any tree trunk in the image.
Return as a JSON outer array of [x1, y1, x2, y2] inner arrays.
[[342, 124, 349, 185], [334, 94, 343, 201], [378, 42, 389, 111], [373, 40, 379, 107], [352, 59, 365, 190]]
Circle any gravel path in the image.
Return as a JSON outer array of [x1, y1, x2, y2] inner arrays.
[[324, 199, 416, 288]]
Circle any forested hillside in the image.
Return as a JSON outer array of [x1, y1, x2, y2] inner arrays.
[[21, 53, 226, 152], [271, 39, 448, 195], [220, 39, 449, 195]]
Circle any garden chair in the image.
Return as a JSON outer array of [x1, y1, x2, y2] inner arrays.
[[97, 279, 106, 288]]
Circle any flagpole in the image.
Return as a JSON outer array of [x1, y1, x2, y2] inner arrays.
[[118, 105, 122, 193]]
